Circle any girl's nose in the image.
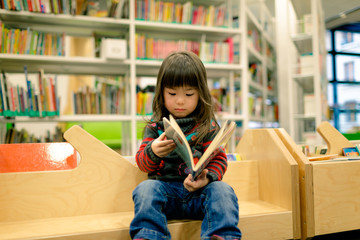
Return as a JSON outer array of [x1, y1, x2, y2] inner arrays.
[[176, 96, 184, 105]]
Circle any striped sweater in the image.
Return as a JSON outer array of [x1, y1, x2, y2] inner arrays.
[[136, 117, 228, 182]]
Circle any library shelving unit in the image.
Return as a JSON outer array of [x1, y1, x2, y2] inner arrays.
[[276, 0, 328, 145], [246, 0, 278, 130], [0, 0, 278, 155]]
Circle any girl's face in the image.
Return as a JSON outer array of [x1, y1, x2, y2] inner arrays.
[[163, 85, 199, 118]]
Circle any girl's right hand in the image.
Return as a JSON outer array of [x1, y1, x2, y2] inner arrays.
[[151, 133, 176, 158]]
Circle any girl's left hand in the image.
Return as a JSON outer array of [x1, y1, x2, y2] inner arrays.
[[183, 169, 210, 192]]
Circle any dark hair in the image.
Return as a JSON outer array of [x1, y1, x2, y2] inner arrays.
[[152, 51, 216, 143]]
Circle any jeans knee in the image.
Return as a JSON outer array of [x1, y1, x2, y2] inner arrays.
[[204, 181, 238, 206], [133, 180, 165, 202]]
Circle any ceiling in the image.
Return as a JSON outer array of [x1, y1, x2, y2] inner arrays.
[[322, 0, 360, 29]]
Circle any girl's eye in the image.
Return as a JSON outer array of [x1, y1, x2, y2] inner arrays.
[[186, 93, 194, 96], [169, 92, 176, 96]]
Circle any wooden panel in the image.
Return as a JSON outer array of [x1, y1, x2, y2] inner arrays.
[[274, 128, 315, 239], [0, 213, 133, 240], [239, 211, 293, 240], [316, 121, 354, 155], [312, 161, 360, 235], [238, 200, 288, 216], [236, 128, 301, 239], [223, 161, 259, 201], [0, 125, 147, 222], [236, 129, 298, 208], [0, 201, 292, 240]]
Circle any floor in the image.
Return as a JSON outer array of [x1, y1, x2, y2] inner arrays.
[[312, 229, 360, 240]]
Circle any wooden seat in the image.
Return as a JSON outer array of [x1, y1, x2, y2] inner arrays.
[[275, 122, 360, 239], [0, 126, 300, 240]]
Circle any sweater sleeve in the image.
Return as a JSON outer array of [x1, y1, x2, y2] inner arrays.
[[135, 124, 163, 173], [203, 122, 228, 181]]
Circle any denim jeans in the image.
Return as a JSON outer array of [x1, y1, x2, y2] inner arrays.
[[130, 179, 242, 240]]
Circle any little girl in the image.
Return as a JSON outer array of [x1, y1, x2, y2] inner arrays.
[[130, 51, 241, 240]]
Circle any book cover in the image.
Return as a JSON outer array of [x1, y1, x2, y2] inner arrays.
[[343, 147, 360, 157], [87, 0, 108, 17], [163, 114, 236, 180]]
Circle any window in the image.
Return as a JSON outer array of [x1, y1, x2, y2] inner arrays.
[[344, 61, 354, 81], [342, 31, 353, 44], [327, 26, 360, 134]]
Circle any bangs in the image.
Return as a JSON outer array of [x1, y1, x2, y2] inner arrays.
[[161, 59, 200, 89]]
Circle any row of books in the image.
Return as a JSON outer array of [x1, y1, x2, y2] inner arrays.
[[4, 125, 64, 143], [0, 0, 129, 18], [0, 22, 66, 56], [0, 68, 60, 117], [135, 0, 228, 27], [0, 0, 76, 14], [136, 33, 235, 64], [73, 76, 130, 115]]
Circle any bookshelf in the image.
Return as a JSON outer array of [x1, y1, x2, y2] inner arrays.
[[275, 0, 328, 145], [0, 0, 278, 154]]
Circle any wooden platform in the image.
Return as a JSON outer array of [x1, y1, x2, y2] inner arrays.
[[0, 126, 301, 240], [275, 122, 360, 239]]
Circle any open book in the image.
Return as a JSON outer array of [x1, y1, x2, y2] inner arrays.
[[163, 114, 236, 181]]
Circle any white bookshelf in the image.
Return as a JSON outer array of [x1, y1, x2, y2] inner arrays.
[[276, 0, 328, 145], [0, 0, 278, 154]]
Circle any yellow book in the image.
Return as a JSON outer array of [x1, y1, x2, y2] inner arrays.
[[13, 29, 20, 54]]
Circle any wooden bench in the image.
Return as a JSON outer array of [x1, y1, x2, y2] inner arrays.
[[275, 122, 360, 239], [0, 126, 300, 240]]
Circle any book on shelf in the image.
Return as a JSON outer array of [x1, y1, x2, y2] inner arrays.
[[87, 0, 108, 17], [342, 147, 360, 157], [304, 94, 316, 115], [249, 63, 263, 85], [163, 114, 236, 181], [108, 0, 128, 18]]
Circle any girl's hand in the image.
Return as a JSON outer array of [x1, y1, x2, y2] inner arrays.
[[151, 133, 176, 158], [183, 169, 210, 192]]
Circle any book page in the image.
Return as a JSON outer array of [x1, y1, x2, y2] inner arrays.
[[163, 116, 194, 171], [193, 120, 236, 172]]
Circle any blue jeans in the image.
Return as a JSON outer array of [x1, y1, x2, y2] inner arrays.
[[130, 180, 241, 240]]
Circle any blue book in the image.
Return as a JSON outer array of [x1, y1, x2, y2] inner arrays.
[[24, 65, 33, 112]]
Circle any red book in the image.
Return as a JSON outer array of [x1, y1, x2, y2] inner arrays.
[[225, 37, 234, 64], [50, 77, 57, 111], [10, 85, 15, 112], [27, 0, 33, 11]]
